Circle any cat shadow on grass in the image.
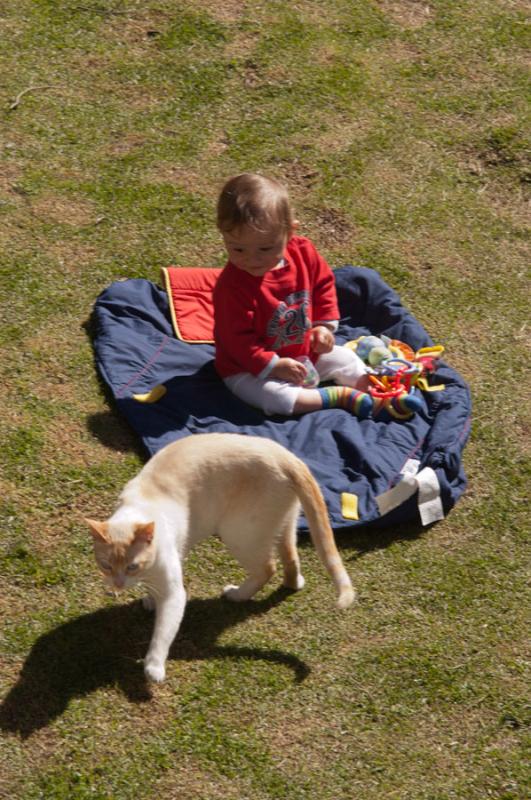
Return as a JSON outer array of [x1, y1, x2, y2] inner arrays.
[[331, 520, 429, 559], [0, 588, 308, 740]]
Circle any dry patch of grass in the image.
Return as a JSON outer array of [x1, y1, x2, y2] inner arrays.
[[30, 194, 98, 227], [103, 8, 173, 44], [143, 162, 217, 196], [198, 0, 266, 25], [42, 240, 100, 273], [154, 759, 254, 800], [0, 161, 24, 193], [106, 133, 149, 158], [382, 0, 433, 30], [303, 208, 357, 252]]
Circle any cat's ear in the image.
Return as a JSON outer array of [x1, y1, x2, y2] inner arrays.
[[133, 522, 155, 544], [84, 518, 111, 543]]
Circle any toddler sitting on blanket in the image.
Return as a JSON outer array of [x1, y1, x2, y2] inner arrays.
[[213, 172, 372, 418]]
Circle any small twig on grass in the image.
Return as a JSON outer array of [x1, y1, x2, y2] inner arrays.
[[82, 215, 108, 228], [8, 84, 60, 111]]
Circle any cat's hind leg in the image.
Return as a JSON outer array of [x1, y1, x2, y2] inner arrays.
[[223, 558, 276, 602], [220, 518, 277, 602], [278, 509, 305, 591]]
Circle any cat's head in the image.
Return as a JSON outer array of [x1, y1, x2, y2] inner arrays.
[[85, 519, 156, 591]]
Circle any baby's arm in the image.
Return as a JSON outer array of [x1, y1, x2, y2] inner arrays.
[[310, 325, 335, 354]]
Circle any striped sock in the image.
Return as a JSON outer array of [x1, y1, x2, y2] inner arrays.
[[388, 390, 424, 419], [318, 386, 373, 419]]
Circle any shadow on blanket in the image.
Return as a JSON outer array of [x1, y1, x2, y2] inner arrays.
[[0, 589, 308, 739]]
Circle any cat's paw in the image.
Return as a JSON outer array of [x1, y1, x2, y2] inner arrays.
[[144, 660, 166, 683], [223, 584, 245, 602], [142, 595, 156, 612], [283, 574, 305, 591]]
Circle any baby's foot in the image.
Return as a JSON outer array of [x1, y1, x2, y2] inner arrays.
[[319, 386, 373, 419], [389, 391, 423, 419]]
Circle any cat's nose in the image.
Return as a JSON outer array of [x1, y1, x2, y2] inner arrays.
[[113, 575, 126, 589]]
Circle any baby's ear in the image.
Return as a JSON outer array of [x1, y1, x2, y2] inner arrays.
[[133, 522, 155, 544], [84, 518, 110, 543]]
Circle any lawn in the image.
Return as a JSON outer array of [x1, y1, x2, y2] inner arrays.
[[0, 1, 529, 798]]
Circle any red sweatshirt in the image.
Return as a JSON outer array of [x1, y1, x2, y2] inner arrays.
[[213, 236, 339, 378]]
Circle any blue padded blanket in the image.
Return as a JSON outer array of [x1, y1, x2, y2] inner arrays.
[[92, 266, 471, 531]]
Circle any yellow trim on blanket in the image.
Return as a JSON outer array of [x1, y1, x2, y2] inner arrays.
[[159, 267, 215, 344], [133, 384, 167, 403], [160, 267, 184, 341]]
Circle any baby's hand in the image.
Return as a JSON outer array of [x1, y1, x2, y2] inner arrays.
[[269, 358, 307, 385], [310, 326, 335, 354]]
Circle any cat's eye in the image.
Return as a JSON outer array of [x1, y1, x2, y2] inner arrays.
[[99, 561, 112, 573], [126, 563, 140, 573]]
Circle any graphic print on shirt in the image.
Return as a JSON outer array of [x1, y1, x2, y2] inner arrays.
[[266, 290, 312, 350]]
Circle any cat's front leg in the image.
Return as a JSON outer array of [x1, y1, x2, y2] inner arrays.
[[144, 584, 186, 683]]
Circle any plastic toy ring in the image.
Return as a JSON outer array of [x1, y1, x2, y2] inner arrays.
[[369, 385, 406, 399], [379, 358, 417, 376]]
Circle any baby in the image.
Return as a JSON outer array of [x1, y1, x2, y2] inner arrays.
[[213, 173, 372, 418]]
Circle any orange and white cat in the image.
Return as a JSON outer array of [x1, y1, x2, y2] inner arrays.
[[85, 433, 354, 682]]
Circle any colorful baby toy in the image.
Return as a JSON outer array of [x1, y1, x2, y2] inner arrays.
[[345, 336, 445, 420]]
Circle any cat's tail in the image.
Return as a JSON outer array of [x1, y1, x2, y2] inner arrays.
[[287, 461, 355, 609]]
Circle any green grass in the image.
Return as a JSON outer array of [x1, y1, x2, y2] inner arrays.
[[1, 1, 529, 798]]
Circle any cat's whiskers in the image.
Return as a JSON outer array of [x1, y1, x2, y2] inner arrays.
[[141, 579, 162, 600]]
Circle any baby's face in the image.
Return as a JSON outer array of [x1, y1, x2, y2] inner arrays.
[[222, 224, 289, 276]]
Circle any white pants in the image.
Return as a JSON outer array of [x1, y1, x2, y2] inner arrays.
[[224, 346, 367, 416]]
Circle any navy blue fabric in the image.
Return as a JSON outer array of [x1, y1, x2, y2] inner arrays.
[[92, 266, 471, 531]]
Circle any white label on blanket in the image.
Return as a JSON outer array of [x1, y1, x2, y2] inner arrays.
[[400, 458, 421, 478], [375, 467, 444, 526], [416, 467, 445, 525], [376, 475, 418, 516]]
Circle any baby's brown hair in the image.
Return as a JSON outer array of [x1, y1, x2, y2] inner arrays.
[[217, 173, 294, 234]]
